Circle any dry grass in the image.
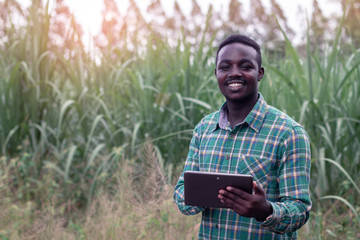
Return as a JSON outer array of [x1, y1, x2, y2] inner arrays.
[[1, 152, 358, 239], [0, 144, 200, 240]]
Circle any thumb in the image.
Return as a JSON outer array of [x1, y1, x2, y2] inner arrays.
[[253, 181, 265, 195]]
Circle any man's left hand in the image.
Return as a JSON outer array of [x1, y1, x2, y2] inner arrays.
[[218, 181, 273, 221]]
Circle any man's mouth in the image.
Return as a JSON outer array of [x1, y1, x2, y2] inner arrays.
[[228, 83, 244, 87], [226, 80, 246, 89]]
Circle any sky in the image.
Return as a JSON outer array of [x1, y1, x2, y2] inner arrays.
[[19, 0, 341, 43], [62, 0, 340, 40]]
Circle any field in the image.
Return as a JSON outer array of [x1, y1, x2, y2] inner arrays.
[[1, 1, 360, 239]]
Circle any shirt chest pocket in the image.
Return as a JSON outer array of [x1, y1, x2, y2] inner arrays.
[[235, 155, 273, 187]]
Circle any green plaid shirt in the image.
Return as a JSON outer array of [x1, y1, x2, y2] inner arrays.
[[174, 94, 311, 239]]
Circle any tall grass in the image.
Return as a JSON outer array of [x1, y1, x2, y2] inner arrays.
[[261, 18, 360, 212], [0, 0, 222, 208], [0, 1, 359, 239]]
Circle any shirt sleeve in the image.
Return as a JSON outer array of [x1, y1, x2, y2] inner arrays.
[[173, 123, 205, 215], [258, 126, 312, 233]]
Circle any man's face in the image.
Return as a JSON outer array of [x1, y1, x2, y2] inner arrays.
[[215, 43, 264, 104]]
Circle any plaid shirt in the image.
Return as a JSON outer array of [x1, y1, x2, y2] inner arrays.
[[174, 94, 311, 239]]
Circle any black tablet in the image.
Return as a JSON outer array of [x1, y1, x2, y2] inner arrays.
[[184, 171, 253, 208]]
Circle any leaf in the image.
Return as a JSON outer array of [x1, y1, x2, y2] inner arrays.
[[182, 97, 211, 110], [64, 146, 77, 182], [58, 100, 75, 130], [320, 195, 358, 217]]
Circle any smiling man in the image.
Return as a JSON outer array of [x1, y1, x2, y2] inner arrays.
[[174, 34, 311, 239]]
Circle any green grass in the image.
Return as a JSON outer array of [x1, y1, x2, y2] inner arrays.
[[261, 18, 360, 213], [0, 1, 359, 239]]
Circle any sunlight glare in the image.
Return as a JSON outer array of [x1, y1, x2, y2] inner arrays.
[[64, 0, 103, 37], [62, 0, 340, 47]]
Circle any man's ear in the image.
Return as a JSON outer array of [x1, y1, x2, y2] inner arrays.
[[258, 67, 265, 81]]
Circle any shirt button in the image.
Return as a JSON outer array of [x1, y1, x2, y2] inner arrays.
[[230, 134, 235, 138], [215, 224, 219, 228], [226, 155, 230, 160]]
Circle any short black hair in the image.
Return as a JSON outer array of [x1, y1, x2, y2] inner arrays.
[[215, 34, 262, 68]]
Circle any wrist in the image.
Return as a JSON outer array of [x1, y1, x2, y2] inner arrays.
[[256, 201, 273, 222]]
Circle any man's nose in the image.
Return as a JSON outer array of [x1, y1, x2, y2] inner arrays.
[[229, 67, 242, 77]]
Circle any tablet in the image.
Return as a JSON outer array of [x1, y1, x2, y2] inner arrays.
[[184, 171, 253, 208]]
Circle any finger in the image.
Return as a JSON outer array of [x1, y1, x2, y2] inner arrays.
[[225, 186, 251, 200], [253, 181, 265, 195], [218, 189, 247, 204], [218, 194, 247, 213]]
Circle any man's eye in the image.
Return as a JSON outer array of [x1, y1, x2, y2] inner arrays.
[[241, 65, 252, 70], [219, 65, 230, 70]]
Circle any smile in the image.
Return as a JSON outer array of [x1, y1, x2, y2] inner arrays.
[[228, 83, 244, 87]]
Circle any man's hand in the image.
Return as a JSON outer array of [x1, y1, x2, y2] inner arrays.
[[218, 181, 273, 221]]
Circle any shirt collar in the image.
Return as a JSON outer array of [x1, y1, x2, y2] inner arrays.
[[211, 93, 268, 133]]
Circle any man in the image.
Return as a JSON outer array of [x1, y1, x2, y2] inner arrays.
[[173, 34, 311, 239]]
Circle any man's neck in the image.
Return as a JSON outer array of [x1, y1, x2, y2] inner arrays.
[[226, 96, 258, 128]]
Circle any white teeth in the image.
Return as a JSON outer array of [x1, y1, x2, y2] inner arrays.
[[229, 83, 243, 87]]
